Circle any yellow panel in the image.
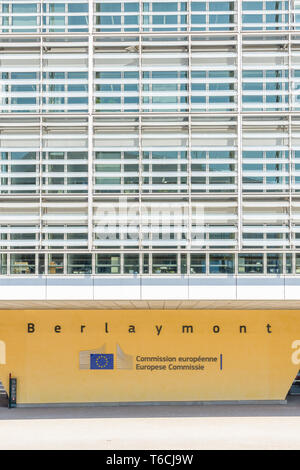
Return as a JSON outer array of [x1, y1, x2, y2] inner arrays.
[[0, 309, 300, 404]]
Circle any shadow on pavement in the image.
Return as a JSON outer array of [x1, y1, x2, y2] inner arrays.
[[0, 395, 300, 421]]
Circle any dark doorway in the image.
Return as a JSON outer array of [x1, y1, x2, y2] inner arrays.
[[288, 371, 300, 395], [0, 380, 8, 407]]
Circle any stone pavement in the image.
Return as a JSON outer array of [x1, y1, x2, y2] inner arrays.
[[1, 396, 300, 449]]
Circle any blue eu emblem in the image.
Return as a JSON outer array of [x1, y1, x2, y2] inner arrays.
[[90, 354, 114, 370]]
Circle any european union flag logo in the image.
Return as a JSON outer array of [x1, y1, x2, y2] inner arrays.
[[90, 354, 114, 370]]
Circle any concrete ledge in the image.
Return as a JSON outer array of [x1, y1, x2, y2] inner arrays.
[[0, 275, 299, 302], [17, 399, 287, 407]]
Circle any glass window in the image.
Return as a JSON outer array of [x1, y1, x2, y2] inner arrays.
[[181, 254, 187, 274], [190, 254, 206, 274], [48, 254, 64, 274], [238, 254, 263, 274], [124, 254, 139, 274], [68, 16, 88, 26], [11, 152, 37, 160], [12, 4, 37, 13], [48, 16, 65, 26], [209, 254, 234, 274], [12, 17, 37, 26], [152, 254, 178, 274], [48, 4, 65, 13], [286, 254, 293, 274], [11, 254, 35, 275], [296, 254, 300, 274], [125, 3, 139, 12], [267, 254, 283, 274], [67, 254, 92, 274], [96, 254, 120, 274], [0, 255, 7, 275], [143, 254, 149, 274], [97, 4, 122, 12], [68, 4, 88, 13], [39, 254, 45, 275]]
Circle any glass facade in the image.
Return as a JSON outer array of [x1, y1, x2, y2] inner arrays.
[[0, 2, 294, 34], [1, 1, 300, 275]]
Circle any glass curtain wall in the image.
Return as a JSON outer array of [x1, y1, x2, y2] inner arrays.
[[0, 1, 300, 274]]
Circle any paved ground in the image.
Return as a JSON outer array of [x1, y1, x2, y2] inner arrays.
[[1, 396, 300, 449]]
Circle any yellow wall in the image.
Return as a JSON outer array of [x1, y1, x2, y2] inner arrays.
[[0, 309, 299, 404]]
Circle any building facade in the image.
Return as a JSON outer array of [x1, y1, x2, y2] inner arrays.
[[2, 1, 300, 405]]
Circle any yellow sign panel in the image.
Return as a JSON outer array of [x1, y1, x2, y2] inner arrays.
[[0, 309, 300, 404]]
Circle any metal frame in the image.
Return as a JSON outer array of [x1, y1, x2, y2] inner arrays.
[[0, 1, 300, 275]]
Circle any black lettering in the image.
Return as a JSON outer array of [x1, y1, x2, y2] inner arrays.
[[54, 325, 61, 333], [155, 325, 163, 336], [80, 325, 86, 333], [105, 322, 109, 333], [240, 325, 247, 334], [213, 325, 220, 333], [182, 325, 193, 334], [128, 325, 136, 333], [27, 323, 35, 333], [266, 324, 272, 333]]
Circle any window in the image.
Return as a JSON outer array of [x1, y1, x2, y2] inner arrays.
[[190, 254, 206, 274], [48, 254, 64, 274], [67, 254, 92, 274], [267, 254, 283, 274], [11, 254, 35, 275], [124, 254, 139, 274], [96, 254, 120, 274], [238, 254, 263, 274], [152, 254, 178, 274], [209, 254, 234, 274]]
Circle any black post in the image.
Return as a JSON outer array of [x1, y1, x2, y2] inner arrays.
[[8, 375, 17, 408]]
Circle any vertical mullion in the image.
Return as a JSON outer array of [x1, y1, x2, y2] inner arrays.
[[289, 25, 293, 254], [237, 0, 243, 252], [88, 1, 94, 252], [188, 31, 192, 255], [39, 35, 43, 255], [289, 114, 293, 251], [39, 115, 42, 253], [139, 32, 142, 257]]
